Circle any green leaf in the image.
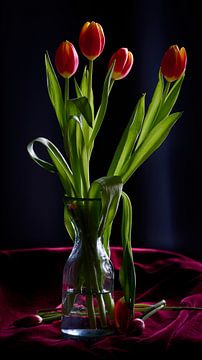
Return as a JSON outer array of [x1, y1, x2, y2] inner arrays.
[[65, 99, 82, 123], [103, 224, 112, 255], [74, 77, 83, 98], [153, 74, 185, 126], [64, 204, 75, 241], [64, 117, 82, 196], [119, 191, 136, 317], [63, 111, 90, 196], [45, 52, 64, 130], [89, 63, 115, 150], [71, 97, 93, 127], [121, 112, 182, 183], [80, 66, 88, 97], [136, 72, 164, 149], [88, 176, 123, 243], [107, 93, 145, 176], [27, 140, 57, 173], [27, 137, 75, 195]]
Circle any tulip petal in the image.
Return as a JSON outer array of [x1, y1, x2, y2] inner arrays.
[[79, 21, 105, 61], [55, 41, 79, 79], [109, 48, 134, 80], [161, 45, 187, 82]]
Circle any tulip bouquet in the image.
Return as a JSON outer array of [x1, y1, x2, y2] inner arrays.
[[27, 21, 187, 327]]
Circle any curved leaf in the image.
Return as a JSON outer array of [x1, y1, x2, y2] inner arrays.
[[71, 97, 93, 127], [89, 62, 115, 150], [88, 176, 123, 243], [119, 191, 136, 317], [27, 137, 75, 195], [136, 72, 164, 149], [107, 93, 145, 176], [45, 52, 64, 130], [153, 74, 185, 127], [121, 112, 182, 183]]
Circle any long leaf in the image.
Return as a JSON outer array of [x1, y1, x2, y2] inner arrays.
[[103, 224, 112, 255], [89, 63, 115, 150], [136, 72, 164, 149], [64, 204, 75, 241], [80, 66, 88, 97], [74, 75, 93, 148], [121, 112, 182, 183], [45, 52, 64, 130], [153, 74, 184, 127], [88, 176, 123, 246], [119, 191, 136, 317], [27, 137, 75, 195], [107, 93, 145, 176], [71, 97, 93, 127]]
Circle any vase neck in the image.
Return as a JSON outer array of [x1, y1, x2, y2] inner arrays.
[[64, 197, 102, 242]]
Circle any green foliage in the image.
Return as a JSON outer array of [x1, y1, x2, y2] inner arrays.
[[28, 49, 185, 308], [119, 192, 136, 317]]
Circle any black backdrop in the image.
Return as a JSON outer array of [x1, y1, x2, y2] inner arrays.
[[1, 1, 201, 260]]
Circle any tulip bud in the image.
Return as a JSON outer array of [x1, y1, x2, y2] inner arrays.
[[79, 21, 105, 61], [108, 48, 134, 80], [55, 41, 79, 79], [127, 318, 145, 336], [160, 45, 187, 82], [12, 314, 43, 327], [114, 297, 130, 331]]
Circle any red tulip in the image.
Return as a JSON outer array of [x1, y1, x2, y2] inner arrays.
[[114, 297, 130, 330], [127, 318, 145, 336], [108, 48, 134, 80], [55, 41, 79, 78], [12, 314, 43, 327], [160, 45, 187, 82], [79, 21, 105, 61]]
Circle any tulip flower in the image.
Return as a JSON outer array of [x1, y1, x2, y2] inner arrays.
[[114, 297, 130, 330], [108, 48, 134, 80], [79, 21, 105, 61], [160, 45, 187, 82], [55, 41, 79, 79]]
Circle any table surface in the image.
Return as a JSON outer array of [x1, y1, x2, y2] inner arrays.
[[0, 247, 202, 356]]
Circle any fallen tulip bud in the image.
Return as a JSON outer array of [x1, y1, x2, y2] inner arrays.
[[114, 297, 131, 331], [127, 318, 145, 336], [12, 314, 43, 327]]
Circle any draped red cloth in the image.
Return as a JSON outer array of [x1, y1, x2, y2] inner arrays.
[[0, 247, 202, 356]]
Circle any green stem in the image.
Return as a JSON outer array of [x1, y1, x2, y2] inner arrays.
[[92, 262, 108, 327], [164, 306, 202, 311], [88, 60, 94, 120], [109, 79, 115, 94], [64, 78, 69, 104], [163, 81, 170, 101], [64, 78, 70, 160], [97, 294, 107, 327], [86, 294, 97, 329], [103, 292, 114, 320], [142, 303, 166, 321]]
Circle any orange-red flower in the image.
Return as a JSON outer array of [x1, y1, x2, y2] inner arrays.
[[55, 41, 79, 78], [160, 45, 187, 82], [79, 21, 105, 61], [108, 48, 134, 80], [114, 297, 130, 330]]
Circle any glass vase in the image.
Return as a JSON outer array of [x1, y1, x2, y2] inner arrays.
[[61, 197, 114, 339]]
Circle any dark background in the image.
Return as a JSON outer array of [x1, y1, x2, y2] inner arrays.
[[1, 1, 201, 260]]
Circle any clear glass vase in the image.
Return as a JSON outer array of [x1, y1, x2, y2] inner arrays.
[[61, 197, 114, 339]]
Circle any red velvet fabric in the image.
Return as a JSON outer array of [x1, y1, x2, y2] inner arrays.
[[0, 247, 202, 356]]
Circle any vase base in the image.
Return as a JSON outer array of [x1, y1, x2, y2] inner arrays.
[[61, 328, 114, 340]]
